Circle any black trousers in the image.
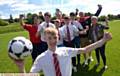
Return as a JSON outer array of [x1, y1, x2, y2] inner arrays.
[[95, 44, 106, 65], [63, 40, 76, 67], [32, 43, 43, 62], [32, 41, 48, 62], [73, 36, 81, 64], [40, 41, 48, 52]]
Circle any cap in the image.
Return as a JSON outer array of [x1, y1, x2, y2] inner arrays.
[[91, 16, 98, 20]]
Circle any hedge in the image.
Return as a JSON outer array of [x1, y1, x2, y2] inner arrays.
[[0, 22, 24, 34]]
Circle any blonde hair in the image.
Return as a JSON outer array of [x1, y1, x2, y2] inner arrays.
[[44, 27, 58, 36]]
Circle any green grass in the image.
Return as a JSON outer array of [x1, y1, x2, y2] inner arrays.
[[0, 22, 24, 34], [0, 20, 120, 76], [0, 31, 32, 73], [73, 20, 120, 76]]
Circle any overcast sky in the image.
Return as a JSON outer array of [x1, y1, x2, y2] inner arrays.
[[0, 0, 120, 19]]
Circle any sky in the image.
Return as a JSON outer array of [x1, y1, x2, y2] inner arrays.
[[0, 0, 120, 19]]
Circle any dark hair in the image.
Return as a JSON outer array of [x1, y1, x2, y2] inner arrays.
[[70, 12, 75, 16], [44, 12, 51, 17], [31, 14, 39, 24]]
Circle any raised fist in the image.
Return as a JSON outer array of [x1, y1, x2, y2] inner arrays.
[[103, 32, 112, 41], [98, 4, 102, 8]]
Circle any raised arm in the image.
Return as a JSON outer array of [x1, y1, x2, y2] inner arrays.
[[94, 4, 102, 17], [19, 15, 25, 26]]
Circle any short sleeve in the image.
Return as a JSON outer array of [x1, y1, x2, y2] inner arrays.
[[30, 56, 42, 73], [62, 47, 78, 57], [37, 24, 42, 32], [73, 25, 79, 35], [76, 21, 83, 30], [23, 24, 32, 31], [50, 23, 56, 28]]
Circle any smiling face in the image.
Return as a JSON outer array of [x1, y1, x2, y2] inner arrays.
[[46, 33, 58, 48], [33, 16, 40, 25], [44, 27, 59, 51]]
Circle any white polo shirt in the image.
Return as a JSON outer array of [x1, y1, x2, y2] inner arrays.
[[30, 47, 78, 76], [62, 23, 79, 41], [37, 22, 55, 42]]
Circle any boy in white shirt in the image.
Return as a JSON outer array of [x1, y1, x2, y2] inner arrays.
[[36, 12, 55, 53], [69, 12, 84, 65], [62, 16, 84, 71]]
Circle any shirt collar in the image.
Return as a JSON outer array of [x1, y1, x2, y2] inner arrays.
[[47, 47, 58, 55]]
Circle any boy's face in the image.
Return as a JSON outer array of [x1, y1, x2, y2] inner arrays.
[[54, 21, 60, 28], [45, 33, 58, 48], [79, 12, 84, 17], [70, 15, 75, 20], [33, 17, 40, 25], [44, 15, 51, 22], [64, 18, 70, 25]]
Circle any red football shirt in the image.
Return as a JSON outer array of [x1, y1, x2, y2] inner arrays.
[[23, 24, 41, 43]]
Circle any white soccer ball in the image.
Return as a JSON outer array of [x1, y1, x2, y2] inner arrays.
[[8, 36, 33, 60]]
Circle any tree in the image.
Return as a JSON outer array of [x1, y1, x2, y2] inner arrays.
[[26, 13, 33, 24], [0, 19, 9, 26], [9, 14, 14, 23], [99, 15, 106, 21], [117, 14, 120, 19]]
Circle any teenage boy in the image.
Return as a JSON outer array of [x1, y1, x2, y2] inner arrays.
[[36, 12, 55, 52], [30, 27, 112, 76], [20, 14, 42, 62]]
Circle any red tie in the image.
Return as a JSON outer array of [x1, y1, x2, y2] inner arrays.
[[66, 26, 71, 42], [53, 53, 62, 76]]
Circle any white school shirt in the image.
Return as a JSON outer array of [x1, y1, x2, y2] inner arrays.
[[30, 47, 78, 76], [71, 20, 83, 30], [62, 23, 79, 41], [57, 27, 64, 46], [37, 22, 56, 42]]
